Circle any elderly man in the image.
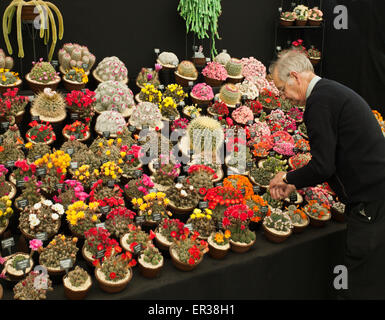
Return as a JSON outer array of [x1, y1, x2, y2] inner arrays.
[[269, 49, 385, 299]]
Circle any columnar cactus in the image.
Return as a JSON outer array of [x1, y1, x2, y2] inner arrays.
[[187, 116, 224, 152], [31, 88, 66, 119], [29, 59, 59, 84], [95, 110, 127, 135], [129, 102, 162, 129], [219, 83, 241, 105], [177, 60, 198, 78], [225, 58, 243, 77], [58, 43, 96, 73], [94, 81, 135, 114], [0, 49, 14, 70], [158, 51, 179, 67], [94, 56, 128, 82]]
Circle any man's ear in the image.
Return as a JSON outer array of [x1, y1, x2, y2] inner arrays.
[[290, 71, 300, 84]]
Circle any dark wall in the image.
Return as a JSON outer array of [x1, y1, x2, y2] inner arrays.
[[0, 0, 383, 108]]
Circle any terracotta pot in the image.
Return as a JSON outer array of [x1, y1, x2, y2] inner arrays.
[[192, 57, 206, 67], [0, 79, 22, 94], [307, 213, 331, 227], [26, 130, 56, 145], [94, 267, 132, 293], [280, 18, 294, 27], [174, 71, 197, 88], [204, 75, 224, 88], [138, 255, 163, 279], [226, 74, 244, 84], [82, 244, 96, 267], [92, 69, 128, 85], [154, 231, 173, 251], [208, 235, 229, 259], [295, 19, 308, 26], [25, 73, 60, 94], [331, 207, 345, 223], [169, 245, 203, 271], [310, 57, 321, 66], [5, 253, 34, 281], [62, 77, 86, 91], [19, 220, 61, 241], [190, 92, 212, 106], [63, 274, 92, 300], [229, 238, 255, 253], [0, 219, 9, 236], [262, 224, 292, 243], [0, 284, 2, 300], [308, 18, 322, 26], [62, 127, 90, 142], [291, 217, 310, 234]]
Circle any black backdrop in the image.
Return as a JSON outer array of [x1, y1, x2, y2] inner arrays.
[[0, 0, 384, 110]]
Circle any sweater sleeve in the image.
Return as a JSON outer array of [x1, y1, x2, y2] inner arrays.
[[286, 102, 337, 188]]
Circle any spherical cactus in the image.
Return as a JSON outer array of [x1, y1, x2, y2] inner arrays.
[[94, 81, 135, 116], [95, 110, 127, 136], [158, 52, 179, 67], [214, 51, 231, 66], [94, 56, 128, 82], [31, 88, 66, 119], [129, 102, 162, 129], [187, 116, 224, 152], [0, 71, 18, 85], [219, 83, 241, 106], [177, 60, 198, 79], [59, 43, 96, 73], [225, 58, 243, 77], [29, 60, 59, 84], [0, 49, 14, 70]]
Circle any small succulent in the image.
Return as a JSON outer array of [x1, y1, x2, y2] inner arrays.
[[67, 266, 89, 288], [262, 190, 283, 209], [166, 180, 199, 208], [187, 208, 216, 238], [250, 167, 273, 186], [64, 67, 88, 84], [141, 245, 163, 266], [263, 208, 293, 232], [105, 207, 136, 238], [13, 271, 53, 300], [59, 43, 96, 72], [286, 204, 308, 225]]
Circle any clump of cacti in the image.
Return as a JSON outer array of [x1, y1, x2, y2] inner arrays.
[[177, 60, 198, 78], [64, 68, 88, 84], [262, 189, 283, 209], [31, 88, 66, 119], [70, 150, 101, 174], [125, 225, 153, 252], [115, 127, 136, 149], [58, 43, 96, 73], [166, 180, 199, 208], [263, 208, 293, 232], [15, 177, 42, 208], [0, 139, 24, 163], [13, 271, 53, 300], [250, 167, 273, 186], [158, 52, 179, 67], [98, 248, 136, 282], [94, 81, 134, 114], [105, 207, 136, 238], [0, 70, 19, 85], [187, 164, 217, 192], [136, 67, 160, 87], [129, 102, 162, 129], [67, 266, 89, 288], [187, 116, 224, 152], [141, 245, 163, 266], [219, 83, 241, 105], [0, 49, 14, 69], [225, 58, 243, 77], [187, 208, 216, 238], [94, 56, 128, 82], [286, 204, 308, 225], [153, 162, 181, 187], [95, 111, 127, 136], [124, 174, 154, 199], [39, 234, 79, 269], [28, 59, 59, 84], [60, 139, 88, 156], [159, 97, 179, 119], [214, 51, 231, 65]]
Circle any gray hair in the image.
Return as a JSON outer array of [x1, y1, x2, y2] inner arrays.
[[269, 49, 314, 82]]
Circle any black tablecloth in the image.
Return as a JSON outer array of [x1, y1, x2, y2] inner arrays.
[[1, 222, 346, 300]]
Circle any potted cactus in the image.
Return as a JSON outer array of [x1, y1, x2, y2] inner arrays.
[[138, 244, 164, 278], [30, 88, 66, 125], [280, 11, 296, 26], [246, 194, 270, 230], [187, 164, 221, 196], [3, 252, 34, 281], [222, 204, 256, 253], [163, 83, 188, 104], [65, 89, 96, 123], [214, 51, 231, 66], [154, 218, 186, 251], [151, 162, 181, 191], [308, 46, 322, 66], [129, 102, 163, 131], [93, 56, 128, 84], [124, 173, 154, 200], [218, 83, 241, 107], [225, 58, 244, 84], [63, 266, 92, 300], [13, 271, 53, 300], [119, 145, 143, 183], [190, 83, 214, 106], [166, 180, 200, 215], [63, 120, 90, 142], [157, 51, 179, 70], [95, 110, 127, 138], [58, 43, 96, 75], [249, 167, 273, 189], [93, 245, 136, 293], [25, 142, 50, 163], [159, 97, 180, 121], [0, 195, 13, 236], [14, 177, 43, 211], [0, 50, 20, 93], [137, 83, 163, 104], [285, 204, 309, 233], [66, 201, 101, 238], [293, 5, 309, 26], [208, 230, 231, 259], [303, 200, 331, 227], [207, 100, 229, 118], [331, 200, 345, 223], [25, 59, 61, 94], [136, 66, 161, 89], [39, 234, 79, 275], [263, 208, 293, 243], [63, 67, 88, 91], [0, 165, 16, 200], [174, 60, 198, 87], [53, 179, 89, 210], [202, 61, 228, 87], [105, 207, 136, 238], [308, 7, 323, 26], [0, 88, 29, 124], [186, 208, 216, 239], [169, 229, 208, 271], [18, 200, 64, 240], [120, 224, 155, 254]]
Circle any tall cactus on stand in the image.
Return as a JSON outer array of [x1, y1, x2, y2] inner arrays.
[[2, 0, 64, 61]]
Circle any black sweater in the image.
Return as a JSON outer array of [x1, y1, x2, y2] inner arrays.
[[286, 78, 385, 204]]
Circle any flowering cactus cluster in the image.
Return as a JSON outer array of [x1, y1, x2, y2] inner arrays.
[[94, 56, 128, 81], [202, 61, 228, 80], [95, 110, 127, 136], [191, 83, 214, 100], [130, 102, 162, 129], [58, 43, 96, 72], [29, 59, 60, 84]]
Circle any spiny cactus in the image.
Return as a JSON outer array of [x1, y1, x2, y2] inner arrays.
[[166, 180, 199, 208], [94, 56, 128, 82], [225, 58, 243, 77], [187, 208, 216, 237], [0, 140, 24, 163], [263, 208, 293, 232], [58, 43, 96, 73], [158, 52, 179, 67], [31, 88, 66, 119], [94, 80, 134, 114], [214, 51, 231, 66], [177, 60, 198, 78], [0, 49, 14, 70], [29, 60, 59, 84], [219, 83, 241, 105], [0, 70, 18, 85], [67, 266, 89, 288], [187, 116, 224, 152], [130, 102, 162, 129], [136, 68, 160, 87], [61, 139, 88, 156], [13, 271, 53, 300], [142, 245, 163, 266], [95, 111, 127, 136], [64, 68, 88, 83]]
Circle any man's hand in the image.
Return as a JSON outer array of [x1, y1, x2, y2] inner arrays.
[[269, 171, 297, 200]]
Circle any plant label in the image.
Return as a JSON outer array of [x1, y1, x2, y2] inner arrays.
[[135, 215, 145, 224], [51, 60, 59, 68], [289, 193, 297, 203], [215, 182, 223, 187], [34, 155, 42, 160], [206, 57, 211, 62], [2, 237, 15, 249], [1, 122, 9, 130], [188, 81, 194, 87], [179, 101, 185, 107], [129, 125, 136, 132], [134, 170, 143, 178], [133, 243, 142, 255], [100, 206, 111, 215], [70, 162, 78, 170], [293, 147, 299, 153], [6, 161, 14, 168], [96, 223, 106, 230], [16, 180, 25, 188], [184, 223, 193, 232], [36, 168, 46, 177], [250, 132, 256, 137], [246, 161, 253, 168], [36, 232, 47, 241], [235, 103, 241, 108], [28, 96, 35, 102], [153, 213, 162, 222], [148, 188, 158, 194], [154, 48, 160, 54], [189, 150, 194, 156], [261, 206, 268, 214], [183, 165, 190, 172], [102, 131, 110, 138], [31, 115, 40, 121], [95, 250, 105, 259], [240, 188, 246, 195], [217, 221, 223, 229], [247, 120, 253, 126], [158, 85, 164, 91], [269, 151, 276, 157], [169, 115, 175, 121], [107, 180, 115, 188], [56, 183, 64, 190], [59, 258, 73, 272], [253, 185, 260, 194], [16, 259, 30, 273], [17, 199, 28, 209], [70, 113, 78, 120], [66, 148, 74, 155], [199, 201, 208, 209], [177, 175, 186, 182], [222, 49, 227, 53], [152, 161, 160, 169], [142, 125, 149, 130]]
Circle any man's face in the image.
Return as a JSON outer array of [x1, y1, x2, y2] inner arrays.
[[272, 69, 305, 105]]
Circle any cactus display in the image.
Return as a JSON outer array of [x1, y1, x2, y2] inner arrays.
[[219, 83, 241, 105], [176, 60, 198, 78], [95, 111, 127, 136], [105, 207, 136, 238], [13, 271, 53, 300], [129, 102, 162, 129], [225, 58, 243, 77], [94, 56, 128, 82], [94, 81, 134, 115], [187, 116, 224, 152], [0, 139, 24, 163], [15, 177, 41, 207], [28, 59, 60, 84], [0, 49, 14, 70], [58, 43, 96, 73], [67, 266, 89, 288], [214, 51, 231, 66], [158, 52, 179, 67], [31, 88, 66, 119]]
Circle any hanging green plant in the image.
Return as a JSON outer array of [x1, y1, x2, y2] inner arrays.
[[177, 0, 221, 59], [2, 0, 64, 60]]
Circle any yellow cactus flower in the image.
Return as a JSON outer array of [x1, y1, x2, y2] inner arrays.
[[190, 214, 196, 219], [91, 215, 98, 222], [25, 142, 33, 149]]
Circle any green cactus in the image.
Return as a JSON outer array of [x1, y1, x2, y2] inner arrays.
[[67, 266, 89, 288], [0, 49, 14, 70], [13, 271, 53, 300], [27, 143, 50, 163], [142, 245, 163, 266], [250, 167, 273, 186], [29, 61, 58, 84], [126, 228, 151, 252], [177, 60, 198, 78], [187, 169, 214, 192], [64, 68, 87, 83], [219, 83, 241, 105], [94, 57, 128, 82], [58, 43, 96, 73], [187, 116, 224, 152], [225, 58, 243, 77], [31, 89, 66, 119], [100, 254, 131, 282], [0, 71, 18, 85], [0, 140, 24, 163], [15, 177, 41, 207], [263, 208, 292, 232], [166, 180, 200, 208]]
